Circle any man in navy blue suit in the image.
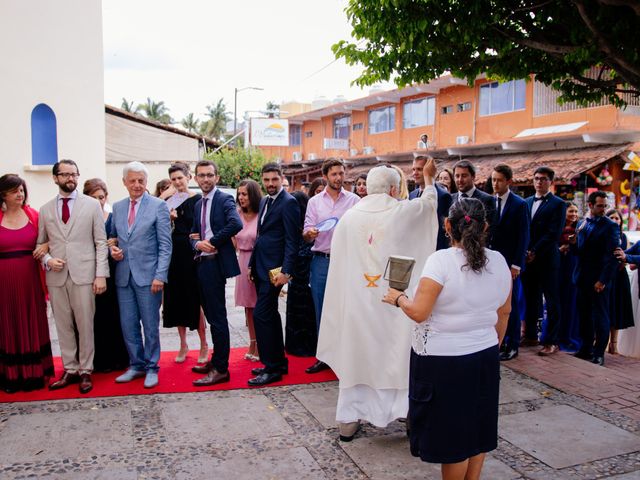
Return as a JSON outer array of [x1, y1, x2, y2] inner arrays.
[[248, 163, 301, 386], [409, 155, 452, 250], [521, 166, 567, 356], [190, 160, 242, 386], [490, 164, 530, 361], [573, 191, 619, 366], [451, 160, 497, 239]]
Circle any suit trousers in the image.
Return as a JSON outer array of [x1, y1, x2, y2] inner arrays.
[[48, 275, 95, 374], [196, 257, 230, 373], [253, 276, 288, 373], [502, 277, 521, 351], [117, 276, 162, 373], [309, 255, 330, 334], [521, 259, 561, 345], [576, 285, 611, 358]]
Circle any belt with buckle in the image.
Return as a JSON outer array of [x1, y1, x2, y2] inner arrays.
[[313, 252, 330, 258], [194, 254, 217, 263]]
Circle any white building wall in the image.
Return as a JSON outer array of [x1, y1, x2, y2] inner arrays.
[[0, 0, 105, 208], [105, 114, 202, 201]]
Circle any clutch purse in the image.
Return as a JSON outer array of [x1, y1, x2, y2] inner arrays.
[[269, 267, 282, 285]]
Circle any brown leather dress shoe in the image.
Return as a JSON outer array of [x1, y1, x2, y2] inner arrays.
[[48, 372, 81, 390], [79, 374, 93, 394], [193, 369, 230, 386], [538, 345, 559, 356], [191, 362, 213, 374]]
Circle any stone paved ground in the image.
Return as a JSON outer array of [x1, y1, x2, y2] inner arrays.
[[0, 280, 639, 479]]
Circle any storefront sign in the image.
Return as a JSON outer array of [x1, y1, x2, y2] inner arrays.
[[251, 118, 289, 146]]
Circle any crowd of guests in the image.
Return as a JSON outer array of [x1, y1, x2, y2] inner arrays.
[[2, 153, 640, 480]]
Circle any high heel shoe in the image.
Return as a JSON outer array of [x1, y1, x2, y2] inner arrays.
[[197, 346, 209, 364], [175, 347, 189, 363], [244, 340, 259, 361], [608, 340, 618, 355]]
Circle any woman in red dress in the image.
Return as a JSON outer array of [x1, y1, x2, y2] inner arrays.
[[0, 174, 54, 392]]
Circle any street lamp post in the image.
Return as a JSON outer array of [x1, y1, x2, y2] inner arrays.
[[234, 86, 263, 140]]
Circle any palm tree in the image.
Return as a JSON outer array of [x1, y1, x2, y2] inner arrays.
[[121, 98, 140, 114], [180, 113, 200, 133], [138, 97, 173, 124], [265, 101, 280, 118], [200, 98, 229, 140]]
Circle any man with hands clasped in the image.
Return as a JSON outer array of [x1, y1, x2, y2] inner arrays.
[[110, 162, 172, 389], [38, 159, 109, 394]]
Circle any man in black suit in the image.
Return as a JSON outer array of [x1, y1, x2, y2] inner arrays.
[[410, 155, 452, 250], [573, 191, 619, 366], [451, 160, 497, 237], [521, 166, 567, 355], [248, 163, 301, 386], [190, 160, 243, 386], [490, 164, 530, 361]]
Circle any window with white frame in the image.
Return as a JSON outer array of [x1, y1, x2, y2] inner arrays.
[[333, 115, 351, 139], [403, 97, 435, 128], [368, 106, 396, 134], [479, 79, 526, 116], [289, 125, 301, 146]]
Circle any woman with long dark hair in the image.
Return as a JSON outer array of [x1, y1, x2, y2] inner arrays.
[[0, 174, 54, 392], [83, 178, 129, 372], [308, 177, 327, 198], [234, 179, 262, 360], [606, 208, 634, 354], [383, 198, 511, 480], [558, 201, 581, 351], [354, 173, 367, 198]]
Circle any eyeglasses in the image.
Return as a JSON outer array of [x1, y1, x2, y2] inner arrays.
[[56, 173, 79, 179], [196, 173, 216, 179]]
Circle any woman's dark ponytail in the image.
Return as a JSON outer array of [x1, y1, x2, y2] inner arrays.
[[448, 198, 488, 273]]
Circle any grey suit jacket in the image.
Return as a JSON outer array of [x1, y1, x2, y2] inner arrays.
[[38, 193, 109, 286]]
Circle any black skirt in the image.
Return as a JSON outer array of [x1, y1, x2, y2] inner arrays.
[[408, 345, 500, 464]]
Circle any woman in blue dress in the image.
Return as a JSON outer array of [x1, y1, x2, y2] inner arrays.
[[557, 202, 581, 352]]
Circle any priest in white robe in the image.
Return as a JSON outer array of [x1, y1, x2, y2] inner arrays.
[[317, 159, 439, 440]]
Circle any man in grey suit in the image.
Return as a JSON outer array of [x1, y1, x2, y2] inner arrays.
[[38, 159, 108, 394], [110, 162, 172, 388]]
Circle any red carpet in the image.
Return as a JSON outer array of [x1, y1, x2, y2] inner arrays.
[[0, 348, 336, 403]]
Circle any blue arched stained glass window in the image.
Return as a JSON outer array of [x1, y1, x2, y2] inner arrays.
[[31, 104, 58, 165]]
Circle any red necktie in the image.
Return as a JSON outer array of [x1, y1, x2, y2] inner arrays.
[[200, 198, 208, 239], [61, 198, 70, 224], [128, 200, 137, 228]]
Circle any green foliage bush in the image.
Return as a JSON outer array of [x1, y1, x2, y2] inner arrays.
[[204, 148, 269, 188]]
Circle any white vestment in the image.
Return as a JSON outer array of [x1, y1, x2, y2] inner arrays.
[[317, 186, 438, 427]]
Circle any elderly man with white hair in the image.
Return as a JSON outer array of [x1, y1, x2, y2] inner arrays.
[[317, 159, 439, 441], [109, 161, 172, 388]]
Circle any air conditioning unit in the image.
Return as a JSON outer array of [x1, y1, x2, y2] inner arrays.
[[292, 152, 303, 162], [349, 148, 358, 157], [363, 146, 375, 155], [456, 136, 469, 145], [308, 153, 317, 161]]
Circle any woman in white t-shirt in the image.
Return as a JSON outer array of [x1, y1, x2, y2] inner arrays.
[[383, 197, 512, 480]]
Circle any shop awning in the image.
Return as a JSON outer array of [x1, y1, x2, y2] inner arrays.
[[435, 144, 632, 184]]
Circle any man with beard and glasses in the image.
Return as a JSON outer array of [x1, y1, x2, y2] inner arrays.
[[37, 159, 108, 394], [247, 163, 300, 386], [302, 158, 359, 374]]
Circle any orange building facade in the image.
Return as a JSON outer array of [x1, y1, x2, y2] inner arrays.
[[257, 75, 640, 226]]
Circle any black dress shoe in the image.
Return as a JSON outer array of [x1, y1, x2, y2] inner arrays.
[[251, 365, 288, 376], [248, 372, 282, 386], [499, 349, 518, 361], [192, 362, 213, 374], [574, 351, 592, 360], [305, 360, 330, 374], [591, 356, 605, 366]]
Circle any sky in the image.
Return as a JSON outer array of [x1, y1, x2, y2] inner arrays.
[[102, 0, 392, 125]]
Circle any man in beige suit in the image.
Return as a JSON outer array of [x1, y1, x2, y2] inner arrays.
[[38, 159, 109, 394]]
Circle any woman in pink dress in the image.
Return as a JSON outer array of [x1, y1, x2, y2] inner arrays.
[[234, 179, 262, 360], [0, 174, 54, 393]]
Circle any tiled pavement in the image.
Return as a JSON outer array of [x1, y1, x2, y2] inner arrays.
[[0, 280, 639, 479]]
